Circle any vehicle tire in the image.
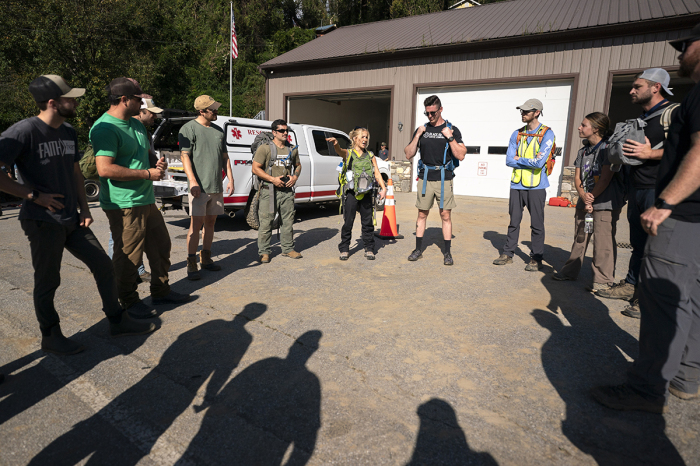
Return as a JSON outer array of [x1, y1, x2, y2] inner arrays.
[[84, 179, 100, 202]]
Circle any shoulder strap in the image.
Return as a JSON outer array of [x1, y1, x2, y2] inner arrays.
[[660, 103, 680, 129], [643, 107, 668, 122], [267, 143, 277, 173], [516, 125, 528, 145]]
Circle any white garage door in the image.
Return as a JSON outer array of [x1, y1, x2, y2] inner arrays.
[[412, 80, 574, 200]]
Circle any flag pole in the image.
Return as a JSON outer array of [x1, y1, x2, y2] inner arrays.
[[229, 2, 233, 117]]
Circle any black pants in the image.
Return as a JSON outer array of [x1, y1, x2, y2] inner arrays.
[[339, 192, 374, 253], [624, 187, 655, 286], [503, 188, 546, 261], [20, 220, 122, 331]]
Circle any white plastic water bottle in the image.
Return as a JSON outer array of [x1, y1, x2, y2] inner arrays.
[[584, 213, 594, 233]]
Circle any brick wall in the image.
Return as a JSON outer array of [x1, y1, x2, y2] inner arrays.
[[559, 166, 579, 205], [390, 161, 413, 192]]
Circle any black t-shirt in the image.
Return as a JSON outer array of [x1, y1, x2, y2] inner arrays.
[[413, 122, 463, 181], [631, 101, 678, 189], [656, 82, 700, 222], [0, 117, 81, 225]]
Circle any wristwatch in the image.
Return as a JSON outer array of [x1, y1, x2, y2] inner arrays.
[[654, 198, 675, 211], [28, 189, 40, 202], [447, 136, 455, 142]]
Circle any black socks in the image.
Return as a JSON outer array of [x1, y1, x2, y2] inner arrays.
[[416, 236, 423, 251], [444, 240, 451, 254]]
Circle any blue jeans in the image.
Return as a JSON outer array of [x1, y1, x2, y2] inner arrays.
[[624, 187, 656, 286], [108, 232, 146, 276]]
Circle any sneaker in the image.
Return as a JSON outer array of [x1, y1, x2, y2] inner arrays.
[[125, 300, 158, 319], [259, 254, 270, 263], [524, 259, 542, 272], [596, 280, 635, 300], [492, 254, 513, 265], [339, 252, 349, 261], [110, 312, 157, 338], [669, 384, 699, 400], [552, 272, 575, 281], [41, 325, 86, 355], [621, 300, 640, 319], [364, 251, 375, 260], [591, 384, 667, 413], [282, 251, 303, 259], [152, 290, 191, 305], [443, 252, 454, 266], [408, 249, 423, 261], [200, 250, 222, 271], [586, 282, 612, 293], [187, 256, 201, 281]]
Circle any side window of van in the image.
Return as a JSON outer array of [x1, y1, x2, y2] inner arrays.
[[311, 130, 350, 156]]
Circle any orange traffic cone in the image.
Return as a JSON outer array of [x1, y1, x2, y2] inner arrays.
[[375, 178, 404, 239]]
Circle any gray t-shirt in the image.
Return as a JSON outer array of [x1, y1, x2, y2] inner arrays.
[[178, 120, 227, 194], [574, 140, 625, 211], [0, 117, 81, 225]]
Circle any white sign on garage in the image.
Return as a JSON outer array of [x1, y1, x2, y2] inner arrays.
[[411, 80, 574, 200]]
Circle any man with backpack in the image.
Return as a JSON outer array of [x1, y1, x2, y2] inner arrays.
[[595, 69, 679, 319], [178, 95, 234, 280], [252, 119, 302, 263], [493, 99, 555, 272], [404, 95, 466, 266]]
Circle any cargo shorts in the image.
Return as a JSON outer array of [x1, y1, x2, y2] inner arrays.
[[416, 179, 456, 211]]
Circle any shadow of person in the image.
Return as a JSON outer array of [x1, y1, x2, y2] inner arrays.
[[28, 303, 266, 466], [533, 309, 685, 465], [405, 398, 497, 466], [482, 230, 530, 263], [293, 227, 338, 253], [177, 330, 323, 465]]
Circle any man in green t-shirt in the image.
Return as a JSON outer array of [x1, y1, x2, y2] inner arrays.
[[178, 95, 234, 280], [91, 77, 190, 318], [252, 119, 302, 263]]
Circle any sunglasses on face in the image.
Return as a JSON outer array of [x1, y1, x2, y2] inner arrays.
[[274, 128, 289, 133], [680, 38, 700, 54], [424, 111, 438, 117], [206, 108, 218, 113], [520, 109, 536, 115]]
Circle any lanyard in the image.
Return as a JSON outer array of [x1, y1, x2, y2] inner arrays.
[[640, 99, 669, 119], [581, 140, 605, 192]]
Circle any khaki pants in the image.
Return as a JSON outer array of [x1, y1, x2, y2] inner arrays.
[[257, 187, 295, 255], [560, 208, 620, 283], [105, 204, 171, 307]]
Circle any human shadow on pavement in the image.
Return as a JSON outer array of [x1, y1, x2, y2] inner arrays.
[[176, 330, 322, 465], [405, 398, 498, 466], [294, 227, 338, 253], [0, 317, 160, 427], [483, 230, 531, 264], [28, 303, 266, 466]]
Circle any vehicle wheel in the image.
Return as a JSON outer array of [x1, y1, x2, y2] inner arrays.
[[84, 179, 100, 202]]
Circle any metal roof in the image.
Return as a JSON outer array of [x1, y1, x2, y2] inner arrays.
[[261, 0, 700, 69]]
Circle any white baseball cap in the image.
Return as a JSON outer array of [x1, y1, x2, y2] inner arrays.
[[639, 68, 674, 96], [141, 98, 164, 114]]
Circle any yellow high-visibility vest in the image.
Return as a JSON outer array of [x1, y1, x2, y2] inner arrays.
[[511, 125, 551, 188]]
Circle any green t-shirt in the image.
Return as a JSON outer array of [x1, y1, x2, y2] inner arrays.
[[90, 113, 155, 210], [253, 144, 300, 179], [178, 119, 226, 194]]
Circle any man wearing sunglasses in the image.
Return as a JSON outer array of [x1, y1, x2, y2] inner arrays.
[[178, 95, 234, 279], [405, 95, 466, 266], [592, 24, 700, 413]]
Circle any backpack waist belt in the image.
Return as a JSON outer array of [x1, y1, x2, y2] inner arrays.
[[419, 158, 455, 210]]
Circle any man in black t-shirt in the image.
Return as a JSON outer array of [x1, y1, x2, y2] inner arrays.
[[596, 68, 679, 311], [0, 75, 155, 356], [404, 95, 466, 266], [592, 25, 700, 412]]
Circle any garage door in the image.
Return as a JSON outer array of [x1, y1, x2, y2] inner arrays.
[[412, 80, 573, 200]]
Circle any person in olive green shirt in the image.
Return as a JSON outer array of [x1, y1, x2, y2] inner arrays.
[[178, 95, 234, 280], [91, 77, 190, 318], [252, 119, 302, 263]]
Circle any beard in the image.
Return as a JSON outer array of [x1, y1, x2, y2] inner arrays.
[[56, 104, 76, 118], [679, 46, 700, 78], [631, 92, 651, 106]]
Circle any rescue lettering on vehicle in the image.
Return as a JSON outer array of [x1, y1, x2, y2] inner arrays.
[[226, 126, 297, 146]]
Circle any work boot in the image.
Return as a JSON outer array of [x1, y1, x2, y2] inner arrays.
[[596, 280, 635, 300], [492, 254, 513, 265], [364, 250, 375, 260], [125, 300, 158, 319], [669, 383, 699, 400], [591, 384, 666, 413], [586, 282, 611, 293], [187, 256, 201, 281], [152, 290, 191, 305], [41, 325, 86, 355], [339, 252, 349, 261], [443, 252, 454, 266], [110, 311, 157, 338], [200, 250, 221, 271], [259, 254, 270, 263], [525, 259, 542, 271], [407, 249, 423, 261], [138, 271, 151, 283], [282, 251, 303, 259], [621, 299, 640, 319]]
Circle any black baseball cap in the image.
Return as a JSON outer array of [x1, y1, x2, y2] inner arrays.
[[106, 77, 147, 97], [28, 75, 85, 102], [669, 23, 700, 52]]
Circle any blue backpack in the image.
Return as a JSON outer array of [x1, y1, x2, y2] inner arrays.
[[417, 120, 459, 209]]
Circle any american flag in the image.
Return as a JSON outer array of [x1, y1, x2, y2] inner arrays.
[[231, 8, 238, 59]]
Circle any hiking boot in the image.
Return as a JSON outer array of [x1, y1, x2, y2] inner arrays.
[[669, 384, 699, 400], [408, 249, 423, 261], [125, 300, 158, 319], [41, 325, 86, 355], [586, 282, 612, 293], [282, 251, 303, 259], [596, 280, 635, 300], [525, 259, 542, 272], [492, 254, 513, 265], [364, 251, 375, 260], [339, 252, 349, 261], [591, 384, 667, 413], [259, 254, 270, 263], [621, 299, 640, 319], [138, 271, 151, 284], [552, 272, 575, 281], [200, 250, 221, 271], [444, 252, 454, 266], [187, 256, 200, 281], [152, 290, 191, 305], [109, 312, 157, 338]]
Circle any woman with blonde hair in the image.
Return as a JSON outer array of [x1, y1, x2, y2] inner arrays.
[[553, 112, 626, 291], [327, 127, 387, 260]]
